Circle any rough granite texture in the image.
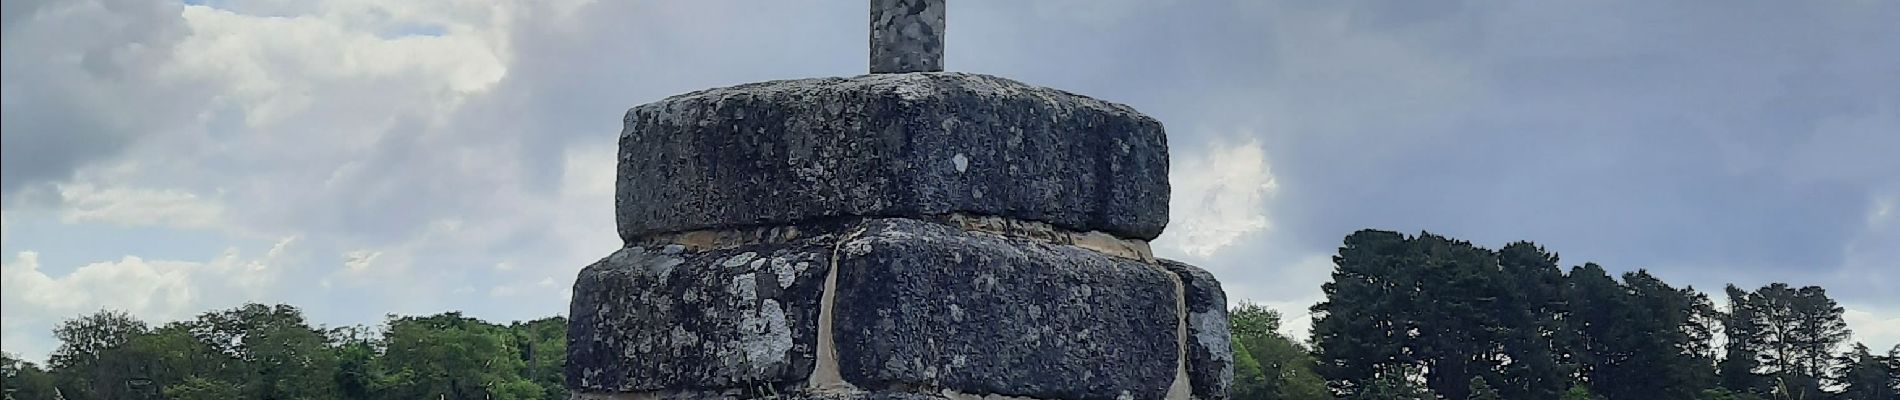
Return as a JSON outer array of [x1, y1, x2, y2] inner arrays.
[[870, 0, 944, 73], [831, 218, 1181, 400], [615, 72, 1170, 243], [572, 389, 963, 400], [567, 236, 836, 392], [1159, 260, 1233, 400]]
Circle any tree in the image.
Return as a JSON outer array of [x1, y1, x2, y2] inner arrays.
[[510, 317, 569, 400], [1717, 285, 1768, 396], [1230, 303, 1328, 400], [1465, 376, 1501, 400], [185, 303, 341, 399], [1612, 270, 1712, 399], [163, 377, 243, 400], [1562, 263, 1627, 392], [1316, 231, 1576, 399], [1695, 388, 1764, 400], [48, 310, 150, 400], [376, 312, 541, 400], [2, 353, 59, 400], [1733, 284, 1849, 400], [1832, 343, 1898, 400], [1232, 337, 1271, 400], [1404, 233, 1506, 399], [1491, 241, 1571, 399], [1560, 385, 1600, 400], [1345, 364, 1436, 400], [1231, 303, 1283, 343], [1313, 230, 1420, 396], [330, 325, 380, 399], [126, 323, 226, 397]]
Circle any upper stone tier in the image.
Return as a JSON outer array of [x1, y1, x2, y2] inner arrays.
[[616, 72, 1171, 242]]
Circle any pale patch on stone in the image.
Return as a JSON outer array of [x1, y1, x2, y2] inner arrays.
[[953, 153, 969, 173], [843, 239, 874, 257], [728, 272, 758, 302], [739, 299, 793, 373], [1192, 310, 1234, 393], [648, 256, 681, 282], [773, 258, 797, 289], [723, 252, 759, 268]]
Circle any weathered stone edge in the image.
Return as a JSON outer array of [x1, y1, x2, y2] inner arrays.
[[631, 213, 1153, 263], [627, 73, 1149, 125]]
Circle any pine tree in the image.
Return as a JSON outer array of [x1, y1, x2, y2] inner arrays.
[[1313, 230, 1417, 395], [1493, 241, 1571, 399], [1465, 376, 1502, 400], [1832, 343, 1898, 400], [1717, 285, 1768, 396]]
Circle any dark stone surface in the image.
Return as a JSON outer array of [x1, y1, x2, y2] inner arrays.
[[870, 0, 944, 73], [571, 389, 958, 400], [566, 235, 836, 392], [831, 218, 1181, 400], [615, 72, 1170, 243], [1160, 260, 1233, 400]]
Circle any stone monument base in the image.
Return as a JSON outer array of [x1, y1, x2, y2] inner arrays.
[[568, 216, 1230, 400]]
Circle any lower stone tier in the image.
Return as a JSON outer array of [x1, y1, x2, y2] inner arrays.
[[568, 217, 1230, 400], [571, 388, 1084, 400]]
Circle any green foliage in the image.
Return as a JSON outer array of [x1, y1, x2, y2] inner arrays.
[[375, 312, 546, 400], [163, 377, 242, 400], [1345, 364, 1435, 400], [512, 317, 570, 400], [1311, 229, 1878, 400], [188, 304, 341, 399], [1718, 285, 1770, 395], [1832, 343, 1899, 400], [1464, 376, 1500, 400], [2, 353, 59, 400], [1696, 388, 1766, 400], [1231, 303, 1283, 340], [1230, 302, 1329, 400], [1314, 231, 1571, 399], [48, 309, 150, 400], [1718, 283, 1852, 400], [1566, 269, 1712, 399], [1560, 385, 1601, 400], [10, 304, 569, 400], [1231, 337, 1271, 399]]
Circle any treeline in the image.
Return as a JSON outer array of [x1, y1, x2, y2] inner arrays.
[[1, 305, 565, 400], [1242, 229, 1898, 400]]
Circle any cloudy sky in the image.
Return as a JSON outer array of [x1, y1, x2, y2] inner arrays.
[[3, 1, 1897, 361]]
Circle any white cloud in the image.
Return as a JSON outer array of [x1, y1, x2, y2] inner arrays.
[[1156, 136, 1278, 259], [1872, 195, 1894, 226], [56, 183, 224, 229], [169, 3, 510, 129], [0, 237, 297, 360], [342, 250, 382, 273], [489, 284, 521, 297], [1218, 253, 1332, 342], [1844, 305, 1900, 351]]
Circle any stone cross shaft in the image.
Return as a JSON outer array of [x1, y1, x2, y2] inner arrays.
[[870, 0, 944, 73]]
